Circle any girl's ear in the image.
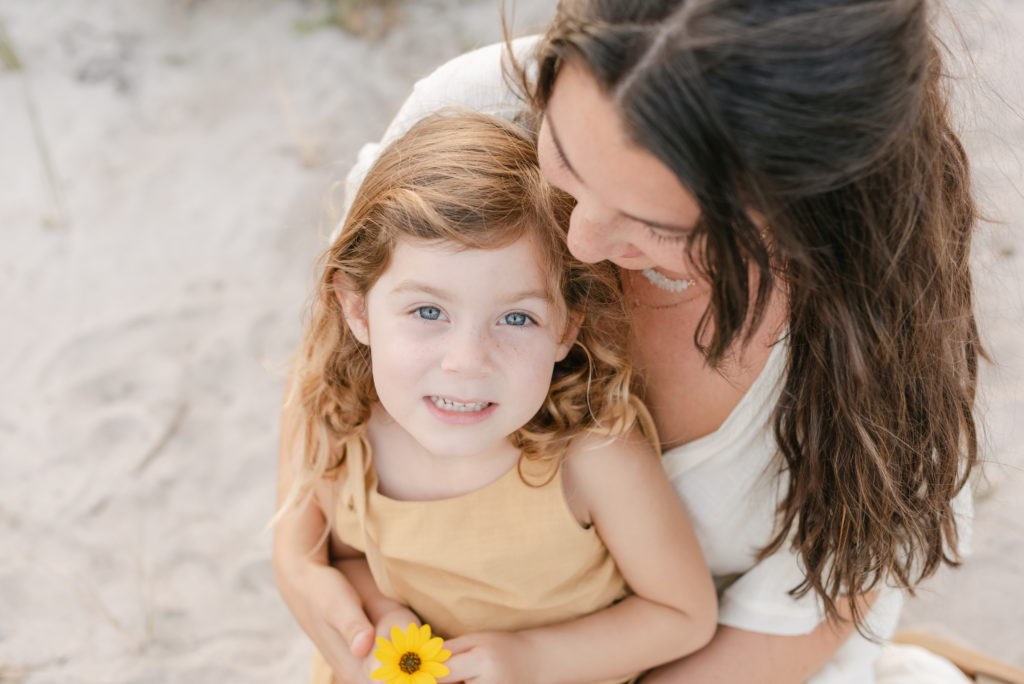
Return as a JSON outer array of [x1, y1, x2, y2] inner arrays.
[[333, 272, 370, 345], [556, 311, 583, 362]]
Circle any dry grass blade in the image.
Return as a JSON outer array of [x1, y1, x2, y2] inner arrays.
[[0, 21, 22, 70], [2, 21, 69, 228]]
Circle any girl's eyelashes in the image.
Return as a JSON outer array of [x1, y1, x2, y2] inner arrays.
[[500, 311, 536, 327], [414, 305, 445, 321], [410, 305, 537, 327]]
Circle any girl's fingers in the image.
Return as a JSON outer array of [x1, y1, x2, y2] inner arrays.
[[435, 648, 480, 683]]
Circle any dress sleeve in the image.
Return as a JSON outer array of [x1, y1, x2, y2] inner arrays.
[[332, 35, 541, 241]]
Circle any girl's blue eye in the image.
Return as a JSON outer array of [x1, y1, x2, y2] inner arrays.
[[416, 306, 443, 321], [502, 312, 532, 326]]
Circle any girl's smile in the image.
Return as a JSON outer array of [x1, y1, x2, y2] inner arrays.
[[424, 396, 498, 426]]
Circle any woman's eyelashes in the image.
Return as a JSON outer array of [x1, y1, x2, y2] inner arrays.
[[642, 222, 689, 245]]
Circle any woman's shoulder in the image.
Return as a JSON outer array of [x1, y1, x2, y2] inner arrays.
[[336, 36, 540, 239], [386, 35, 540, 138], [415, 35, 540, 99]]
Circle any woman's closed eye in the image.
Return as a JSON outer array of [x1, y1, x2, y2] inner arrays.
[[642, 222, 688, 245]]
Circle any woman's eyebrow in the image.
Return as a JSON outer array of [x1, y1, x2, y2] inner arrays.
[[547, 113, 693, 235], [547, 116, 583, 184]]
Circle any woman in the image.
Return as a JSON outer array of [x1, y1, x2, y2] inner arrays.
[[274, 1, 979, 681]]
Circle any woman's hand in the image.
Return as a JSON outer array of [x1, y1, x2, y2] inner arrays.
[[273, 541, 376, 672], [437, 632, 536, 684], [274, 388, 376, 674], [271, 478, 376, 675]]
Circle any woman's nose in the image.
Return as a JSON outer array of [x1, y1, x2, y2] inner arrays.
[[566, 201, 619, 264], [440, 325, 495, 376]]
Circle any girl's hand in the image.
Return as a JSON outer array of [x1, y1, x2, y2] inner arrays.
[[437, 632, 536, 684]]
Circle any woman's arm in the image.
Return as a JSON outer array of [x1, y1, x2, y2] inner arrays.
[[440, 428, 718, 684], [641, 592, 877, 683], [271, 395, 376, 667]]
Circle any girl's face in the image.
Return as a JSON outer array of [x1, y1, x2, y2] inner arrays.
[[538, 58, 703, 281], [338, 234, 576, 462]]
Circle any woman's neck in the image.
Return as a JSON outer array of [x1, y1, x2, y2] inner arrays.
[[623, 268, 787, 449]]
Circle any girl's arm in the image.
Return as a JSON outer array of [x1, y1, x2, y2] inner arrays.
[[440, 428, 718, 684], [640, 592, 877, 683]]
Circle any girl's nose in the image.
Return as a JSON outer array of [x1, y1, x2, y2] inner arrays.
[[566, 201, 619, 264], [440, 325, 495, 376]]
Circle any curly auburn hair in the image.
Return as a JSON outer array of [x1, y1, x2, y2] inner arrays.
[[279, 110, 639, 517], [512, 0, 980, 632]]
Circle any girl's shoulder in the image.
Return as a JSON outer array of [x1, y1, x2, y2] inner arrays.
[[561, 424, 664, 522], [564, 424, 660, 472]]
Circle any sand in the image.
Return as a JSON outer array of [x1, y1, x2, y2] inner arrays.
[[0, 1, 1021, 682]]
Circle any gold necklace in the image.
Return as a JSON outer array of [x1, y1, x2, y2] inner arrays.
[[632, 292, 704, 310]]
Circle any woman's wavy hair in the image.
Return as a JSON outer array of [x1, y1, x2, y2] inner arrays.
[[514, 0, 980, 631], [279, 110, 637, 518]]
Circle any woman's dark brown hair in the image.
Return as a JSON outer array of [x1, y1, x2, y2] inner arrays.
[[516, 0, 980, 631]]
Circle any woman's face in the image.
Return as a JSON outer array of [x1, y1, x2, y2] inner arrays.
[[538, 58, 703, 280]]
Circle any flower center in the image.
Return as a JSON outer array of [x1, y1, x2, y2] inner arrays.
[[399, 652, 422, 674]]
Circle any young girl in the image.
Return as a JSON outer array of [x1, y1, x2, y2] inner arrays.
[[276, 110, 717, 684]]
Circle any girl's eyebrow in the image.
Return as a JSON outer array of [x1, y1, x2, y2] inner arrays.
[[546, 115, 692, 235], [391, 280, 552, 304]]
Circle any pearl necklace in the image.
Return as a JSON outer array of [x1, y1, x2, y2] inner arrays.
[[640, 268, 697, 292]]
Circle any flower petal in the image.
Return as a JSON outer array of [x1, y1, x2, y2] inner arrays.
[[436, 649, 452, 662], [371, 664, 399, 681], [420, 661, 450, 677], [419, 637, 445, 660], [417, 624, 432, 646], [390, 625, 408, 652], [403, 622, 423, 650], [374, 640, 400, 664], [410, 671, 436, 684]]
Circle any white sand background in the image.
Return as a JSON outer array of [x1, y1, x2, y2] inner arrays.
[[0, 1, 1021, 682]]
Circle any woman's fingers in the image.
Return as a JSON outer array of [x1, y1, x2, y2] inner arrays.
[[318, 628, 366, 681], [321, 567, 375, 657], [349, 627, 374, 658]]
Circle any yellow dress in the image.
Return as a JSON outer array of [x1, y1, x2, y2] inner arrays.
[[310, 431, 634, 683]]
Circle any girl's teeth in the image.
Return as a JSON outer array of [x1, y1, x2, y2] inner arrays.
[[430, 396, 490, 412]]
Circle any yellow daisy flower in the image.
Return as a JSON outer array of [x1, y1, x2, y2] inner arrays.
[[371, 622, 451, 684]]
